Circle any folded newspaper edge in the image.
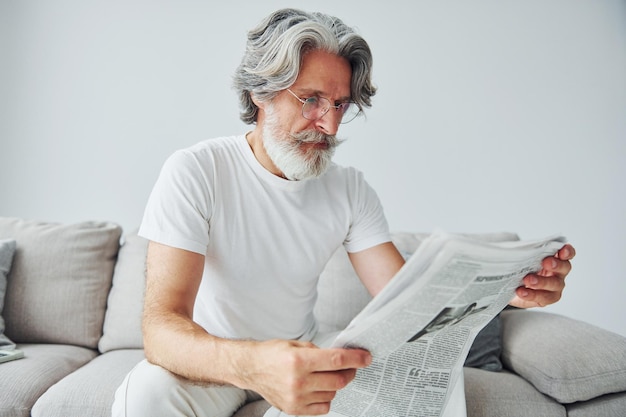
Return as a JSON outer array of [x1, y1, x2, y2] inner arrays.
[[265, 231, 566, 417]]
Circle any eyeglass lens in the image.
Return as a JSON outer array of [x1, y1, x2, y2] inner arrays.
[[302, 97, 360, 124]]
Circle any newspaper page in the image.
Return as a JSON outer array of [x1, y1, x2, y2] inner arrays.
[[265, 232, 566, 417]]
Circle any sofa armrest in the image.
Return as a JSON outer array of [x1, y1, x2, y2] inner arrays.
[[500, 309, 626, 403]]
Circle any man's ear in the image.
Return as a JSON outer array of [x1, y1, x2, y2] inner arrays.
[[250, 92, 265, 110]]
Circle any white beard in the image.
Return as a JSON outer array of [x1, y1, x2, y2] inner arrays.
[[262, 107, 343, 181]]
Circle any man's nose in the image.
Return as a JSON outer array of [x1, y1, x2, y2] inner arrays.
[[314, 109, 341, 136]]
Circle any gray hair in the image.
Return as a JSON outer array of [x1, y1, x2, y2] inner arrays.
[[233, 8, 377, 124]]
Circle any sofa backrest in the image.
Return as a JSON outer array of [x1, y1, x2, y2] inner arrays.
[[0, 217, 122, 349], [0, 216, 520, 353]]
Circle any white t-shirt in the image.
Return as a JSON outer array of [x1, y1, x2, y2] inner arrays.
[[139, 135, 391, 341]]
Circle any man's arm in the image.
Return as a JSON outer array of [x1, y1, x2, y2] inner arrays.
[[348, 241, 406, 297], [142, 241, 372, 416]]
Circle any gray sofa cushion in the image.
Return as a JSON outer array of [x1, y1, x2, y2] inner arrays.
[[501, 309, 626, 403], [464, 367, 565, 417], [31, 349, 145, 417], [0, 343, 97, 417], [0, 218, 122, 348], [566, 391, 626, 417], [0, 238, 16, 349], [99, 233, 148, 352]]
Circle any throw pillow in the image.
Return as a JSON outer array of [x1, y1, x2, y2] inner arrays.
[[501, 309, 626, 403], [0, 217, 122, 349], [0, 238, 17, 349], [99, 232, 148, 352]]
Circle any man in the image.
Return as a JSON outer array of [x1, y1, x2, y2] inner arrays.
[[112, 8, 575, 417]]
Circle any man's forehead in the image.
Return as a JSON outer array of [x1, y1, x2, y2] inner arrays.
[[293, 87, 352, 102], [291, 50, 352, 99]]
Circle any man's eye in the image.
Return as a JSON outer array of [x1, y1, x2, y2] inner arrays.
[[338, 102, 351, 112], [304, 97, 320, 105]]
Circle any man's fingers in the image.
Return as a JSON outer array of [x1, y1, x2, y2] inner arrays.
[[256, 341, 372, 416], [289, 400, 333, 416], [514, 287, 562, 308], [509, 244, 574, 309], [557, 244, 576, 261], [523, 273, 566, 292], [303, 347, 372, 372], [277, 367, 357, 416], [308, 368, 357, 391], [536, 256, 572, 279]]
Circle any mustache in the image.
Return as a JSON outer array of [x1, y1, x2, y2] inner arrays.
[[292, 130, 344, 147]]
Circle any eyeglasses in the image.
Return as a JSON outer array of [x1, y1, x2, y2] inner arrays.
[[286, 89, 361, 124]]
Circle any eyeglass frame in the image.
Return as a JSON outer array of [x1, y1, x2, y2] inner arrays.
[[285, 89, 361, 124]]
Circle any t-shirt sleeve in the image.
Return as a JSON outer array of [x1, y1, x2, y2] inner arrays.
[[343, 170, 391, 253], [138, 149, 213, 255]]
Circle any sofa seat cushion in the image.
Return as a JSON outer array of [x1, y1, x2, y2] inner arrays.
[[565, 391, 626, 417], [464, 367, 566, 417], [0, 218, 122, 349], [0, 343, 98, 417], [501, 309, 626, 403], [32, 349, 145, 417]]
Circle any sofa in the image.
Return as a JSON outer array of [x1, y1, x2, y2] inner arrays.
[[0, 217, 625, 417]]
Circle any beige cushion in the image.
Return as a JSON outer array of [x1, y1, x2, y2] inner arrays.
[[99, 233, 148, 352], [0, 218, 122, 348]]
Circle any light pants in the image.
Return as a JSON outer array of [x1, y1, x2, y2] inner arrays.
[[112, 359, 467, 417], [112, 359, 259, 417]]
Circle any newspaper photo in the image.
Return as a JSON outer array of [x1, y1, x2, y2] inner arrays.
[[265, 231, 566, 417]]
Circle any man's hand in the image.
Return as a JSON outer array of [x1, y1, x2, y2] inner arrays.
[[510, 244, 576, 308], [237, 339, 372, 416]]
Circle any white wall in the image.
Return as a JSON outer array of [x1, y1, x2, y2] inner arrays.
[[2, 1, 625, 336]]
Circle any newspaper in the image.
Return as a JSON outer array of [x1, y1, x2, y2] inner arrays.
[[265, 231, 566, 417]]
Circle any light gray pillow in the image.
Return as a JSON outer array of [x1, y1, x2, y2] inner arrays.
[[0, 217, 122, 349], [99, 233, 148, 352], [0, 238, 17, 349], [501, 309, 626, 403]]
